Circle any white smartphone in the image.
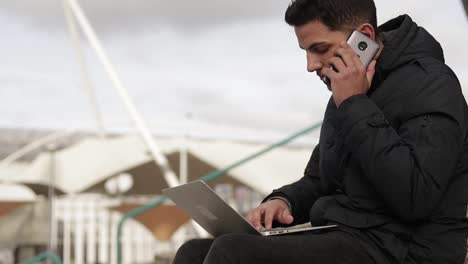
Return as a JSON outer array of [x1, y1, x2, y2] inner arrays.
[[347, 30, 380, 66], [322, 30, 379, 87]]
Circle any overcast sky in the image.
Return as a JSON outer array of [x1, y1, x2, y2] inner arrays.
[[0, 0, 467, 143]]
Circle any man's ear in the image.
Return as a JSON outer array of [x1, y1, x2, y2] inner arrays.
[[357, 23, 376, 41]]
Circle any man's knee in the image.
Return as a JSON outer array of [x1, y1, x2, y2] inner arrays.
[[213, 234, 243, 247], [205, 234, 255, 264], [173, 239, 213, 264]]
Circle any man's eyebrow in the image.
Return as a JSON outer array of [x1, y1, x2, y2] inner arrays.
[[301, 42, 329, 50]]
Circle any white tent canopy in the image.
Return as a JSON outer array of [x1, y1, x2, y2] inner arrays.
[[0, 183, 36, 201], [163, 138, 313, 194], [1, 137, 151, 194], [1, 136, 314, 195]]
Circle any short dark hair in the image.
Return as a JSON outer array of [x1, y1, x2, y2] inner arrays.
[[285, 0, 377, 32]]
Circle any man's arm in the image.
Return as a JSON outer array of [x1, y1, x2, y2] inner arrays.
[[334, 72, 464, 222], [263, 144, 328, 224]]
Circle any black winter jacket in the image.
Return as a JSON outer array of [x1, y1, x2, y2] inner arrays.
[[266, 15, 468, 264]]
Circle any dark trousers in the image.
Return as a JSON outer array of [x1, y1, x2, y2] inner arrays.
[[173, 231, 375, 264]]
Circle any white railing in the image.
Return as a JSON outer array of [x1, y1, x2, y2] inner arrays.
[[54, 195, 162, 264], [9, 184, 262, 264]]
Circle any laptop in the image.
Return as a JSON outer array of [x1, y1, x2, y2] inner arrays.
[[162, 180, 337, 237]]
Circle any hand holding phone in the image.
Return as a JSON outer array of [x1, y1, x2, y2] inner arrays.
[[322, 30, 380, 106], [322, 30, 379, 87]]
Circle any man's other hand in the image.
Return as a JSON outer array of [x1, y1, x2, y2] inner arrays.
[[245, 199, 294, 231]]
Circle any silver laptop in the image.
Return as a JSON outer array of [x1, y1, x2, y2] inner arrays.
[[162, 180, 337, 237]]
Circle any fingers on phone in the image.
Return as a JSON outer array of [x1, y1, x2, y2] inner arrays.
[[322, 66, 337, 80], [329, 57, 346, 72], [334, 47, 351, 67]]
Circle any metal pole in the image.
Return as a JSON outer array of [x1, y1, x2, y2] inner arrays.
[[46, 144, 58, 263], [179, 113, 191, 184], [65, 0, 180, 188], [21, 251, 62, 264], [180, 143, 188, 184], [62, 0, 106, 139]]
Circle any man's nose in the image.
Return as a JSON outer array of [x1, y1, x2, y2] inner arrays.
[[306, 53, 322, 72]]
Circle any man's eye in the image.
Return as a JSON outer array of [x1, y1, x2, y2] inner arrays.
[[315, 47, 329, 54]]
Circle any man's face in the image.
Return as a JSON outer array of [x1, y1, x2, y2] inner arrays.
[[294, 20, 349, 83]]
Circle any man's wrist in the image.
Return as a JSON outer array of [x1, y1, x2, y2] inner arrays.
[[267, 196, 292, 210]]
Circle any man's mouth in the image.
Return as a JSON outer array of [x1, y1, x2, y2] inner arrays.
[[317, 74, 332, 91], [317, 73, 326, 83]]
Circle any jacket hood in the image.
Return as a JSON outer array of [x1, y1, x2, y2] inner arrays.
[[377, 14, 445, 72]]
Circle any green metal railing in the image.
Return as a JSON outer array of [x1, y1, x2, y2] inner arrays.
[[21, 251, 62, 264], [116, 122, 322, 264]]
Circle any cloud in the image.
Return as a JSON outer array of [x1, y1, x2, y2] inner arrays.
[[0, 0, 467, 142], [1, 0, 289, 31]]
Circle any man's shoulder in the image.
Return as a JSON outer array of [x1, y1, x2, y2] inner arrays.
[[387, 57, 459, 87], [413, 57, 457, 78], [379, 57, 466, 124]]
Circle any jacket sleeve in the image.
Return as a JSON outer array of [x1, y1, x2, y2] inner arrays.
[[334, 73, 464, 222], [264, 144, 328, 224]]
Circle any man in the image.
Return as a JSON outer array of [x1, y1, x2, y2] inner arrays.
[[174, 0, 468, 263]]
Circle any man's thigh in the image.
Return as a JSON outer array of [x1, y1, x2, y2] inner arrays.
[[173, 238, 214, 264], [203, 231, 373, 264]]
